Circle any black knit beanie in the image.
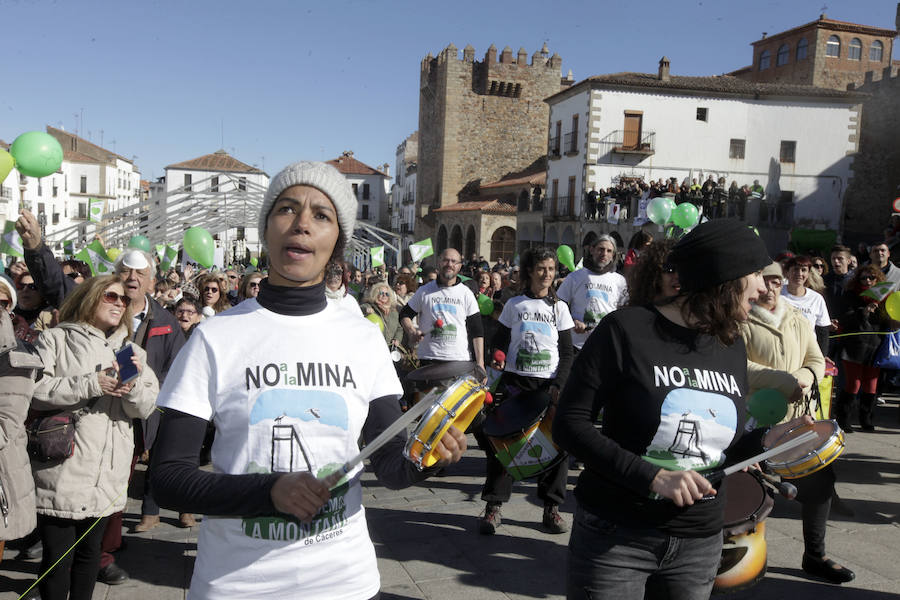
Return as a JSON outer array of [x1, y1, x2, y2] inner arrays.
[[669, 219, 770, 292]]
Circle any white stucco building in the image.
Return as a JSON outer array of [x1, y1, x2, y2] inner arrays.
[[327, 151, 391, 230], [390, 132, 418, 262], [150, 150, 269, 262], [544, 58, 864, 251]]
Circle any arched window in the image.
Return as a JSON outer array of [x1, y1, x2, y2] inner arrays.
[[870, 40, 884, 62], [796, 38, 809, 60], [449, 225, 463, 252], [758, 49, 771, 70], [436, 225, 448, 254], [465, 225, 476, 257], [826, 35, 840, 58], [489, 227, 516, 263], [776, 44, 790, 66], [848, 38, 862, 60]]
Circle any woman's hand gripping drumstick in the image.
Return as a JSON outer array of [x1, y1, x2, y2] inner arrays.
[[651, 414, 816, 507]]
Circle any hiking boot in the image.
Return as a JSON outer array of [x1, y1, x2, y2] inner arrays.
[[542, 505, 568, 534], [478, 503, 501, 535]]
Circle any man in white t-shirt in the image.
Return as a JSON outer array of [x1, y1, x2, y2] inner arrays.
[[557, 235, 627, 350], [400, 248, 485, 374]]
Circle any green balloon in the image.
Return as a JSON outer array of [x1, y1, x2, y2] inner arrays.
[[886, 291, 900, 321], [183, 227, 215, 268], [10, 131, 63, 178], [646, 196, 673, 226], [0, 149, 14, 184], [477, 293, 494, 316], [250, 257, 258, 267], [365, 312, 385, 332], [128, 235, 151, 253], [747, 388, 788, 427], [671, 203, 700, 229], [557, 244, 576, 272]]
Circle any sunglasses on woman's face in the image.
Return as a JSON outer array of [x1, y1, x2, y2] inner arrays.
[[378, 291, 390, 297], [249, 282, 260, 289], [203, 286, 220, 294], [813, 263, 825, 270], [861, 275, 877, 282], [102, 291, 132, 307], [17, 282, 38, 291]]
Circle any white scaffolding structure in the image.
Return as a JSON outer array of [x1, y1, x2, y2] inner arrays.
[[45, 171, 401, 267]]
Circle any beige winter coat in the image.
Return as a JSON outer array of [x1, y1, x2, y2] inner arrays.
[[740, 298, 825, 423], [0, 311, 42, 540], [31, 321, 158, 519]]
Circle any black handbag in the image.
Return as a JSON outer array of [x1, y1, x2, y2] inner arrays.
[[27, 412, 78, 462]]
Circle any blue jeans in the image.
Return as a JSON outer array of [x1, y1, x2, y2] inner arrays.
[[566, 504, 723, 600]]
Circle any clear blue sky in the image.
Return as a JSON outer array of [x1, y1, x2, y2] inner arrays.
[[1, 0, 895, 181]]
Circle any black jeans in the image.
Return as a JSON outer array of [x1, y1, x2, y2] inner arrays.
[[38, 514, 109, 600]]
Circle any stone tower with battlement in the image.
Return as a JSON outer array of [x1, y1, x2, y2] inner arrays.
[[416, 43, 570, 240]]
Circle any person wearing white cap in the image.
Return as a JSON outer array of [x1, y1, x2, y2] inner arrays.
[[151, 161, 467, 599]]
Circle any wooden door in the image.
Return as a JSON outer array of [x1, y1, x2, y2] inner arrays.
[[623, 112, 642, 150]]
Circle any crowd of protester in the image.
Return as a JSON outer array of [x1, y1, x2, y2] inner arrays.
[[584, 174, 771, 224], [2, 180, 899, 598]]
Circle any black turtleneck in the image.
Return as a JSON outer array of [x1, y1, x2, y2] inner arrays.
[[151, 274, 437, 519], [256, 278, 327, 316]]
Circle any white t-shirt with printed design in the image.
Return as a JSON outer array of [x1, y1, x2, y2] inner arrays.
[[499, 294, 575, 379], [407, 279, 480, 361], [781, 286, 831, 330], [557, 268, 627, 349], [156, 299, 402, 600]]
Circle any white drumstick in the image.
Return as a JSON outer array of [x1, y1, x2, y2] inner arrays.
[[318, 396, 434, 489], [721, 429, 818, 478]]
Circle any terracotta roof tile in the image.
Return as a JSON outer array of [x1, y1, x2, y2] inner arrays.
[[64, 150, 102, 163], [327, 153, 389, 178], [166, 150, 265, 174], [548, 72, 866, 102], [433, 199, 516, 214]]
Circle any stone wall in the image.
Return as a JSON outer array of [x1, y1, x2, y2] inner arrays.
[[417, 43, 567, 240], [843, 66, 900, 245]]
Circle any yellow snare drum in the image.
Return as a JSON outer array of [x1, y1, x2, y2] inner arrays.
[[403, 376, 485, 470], [765, 420, 845, 479]]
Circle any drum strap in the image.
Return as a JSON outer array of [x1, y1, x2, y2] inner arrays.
[[802, 368, 823, 420]]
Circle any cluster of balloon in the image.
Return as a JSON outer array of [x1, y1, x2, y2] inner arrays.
[[646, 195, 700, 230], [127, 235, 151, 253], [2, 132, 64, 181], [477, 293, 494, 316], [747, 388, 788, 427], [556, 245, 576, 272], [183, 227, 215, 268], [886, 291, 900, 321]]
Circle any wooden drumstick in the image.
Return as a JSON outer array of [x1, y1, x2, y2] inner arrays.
[[704, 429, 818, 484], [318, 395, 435, 490]]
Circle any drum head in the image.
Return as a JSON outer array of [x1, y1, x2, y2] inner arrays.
[[406, 361, 475, 383], [769, 421, 834, 464], [483, 389, 551, 437], [722, 471, 770, 531]]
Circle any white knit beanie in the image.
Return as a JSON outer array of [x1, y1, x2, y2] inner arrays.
[[259, 161, 356, 249]]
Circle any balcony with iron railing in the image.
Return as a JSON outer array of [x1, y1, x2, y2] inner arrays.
[[564, 132, 578, 155], [598, 130, 656, 156], [548, 136, 561, 159], [517, 194, 546, 212], [542, 196, 574, 221]]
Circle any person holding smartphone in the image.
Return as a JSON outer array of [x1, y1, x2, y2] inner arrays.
[[151, 161, 466, 599], [29, 275, 158, 600]]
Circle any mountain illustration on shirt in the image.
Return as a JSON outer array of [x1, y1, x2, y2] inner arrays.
[[515, 321, 552, 372], [242, 388, 352, 542], [583, 289, 609, 328], [431, 302, 458, 340], [642, 388, 737, 472]]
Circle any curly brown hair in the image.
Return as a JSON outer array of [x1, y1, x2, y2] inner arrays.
[[197, 273, 231, 313], [676, 278, 750, 346], [846, 264, 885, 295], [627, 240, 676, 307]]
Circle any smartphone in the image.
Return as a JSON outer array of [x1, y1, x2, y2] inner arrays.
[[115, 345, 139, 385]]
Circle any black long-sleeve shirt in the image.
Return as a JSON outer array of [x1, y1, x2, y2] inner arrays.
[[554, 305, 764, 537]]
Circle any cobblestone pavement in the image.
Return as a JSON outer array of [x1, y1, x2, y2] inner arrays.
[[2, 398, 899, 599]]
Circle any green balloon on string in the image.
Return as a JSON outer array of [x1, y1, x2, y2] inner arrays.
[[671, 203, 700, 229], [747, 388, 788, 427], [250, 257, 258, 267], [477, 293, 494, 316], [9, 131, 63, 178], [128, 235, 151, 253], [183, 226, 215, 268], [556, 245, 575, 271]]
